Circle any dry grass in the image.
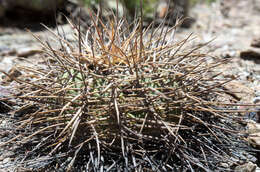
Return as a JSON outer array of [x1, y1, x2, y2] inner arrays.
[[0, 6, 251, 172]]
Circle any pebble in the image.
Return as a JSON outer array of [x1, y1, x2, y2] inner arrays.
[[247, 122, 260, 149], [0, 56, 16, 73], [234, 162, 257, 172], [223, 80, 254, 102], [2, 157, 11, 164], [240, 48, 260, 61], [253, 97, 260, 104]]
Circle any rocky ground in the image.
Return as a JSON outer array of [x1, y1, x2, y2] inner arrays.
[[179, 0, 260, 104], [0, 0, 260, 171]]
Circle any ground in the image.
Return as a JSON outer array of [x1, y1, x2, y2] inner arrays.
[[182, 0, 260, 103], [0, 0, 260, 171]]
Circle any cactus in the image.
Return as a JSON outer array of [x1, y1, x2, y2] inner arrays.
[[0, 2, 250, 171]]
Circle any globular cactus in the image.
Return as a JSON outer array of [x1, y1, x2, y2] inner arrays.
[[0, 4, 250, 171]]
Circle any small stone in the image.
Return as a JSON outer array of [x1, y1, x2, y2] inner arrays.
[[223, 81, 254, 102], [2, 157, 11, 164], [248, 133, 260, 148], [221, 50, 237, 58], [0, 56, 16, 73], [234, 162, 256, 172], [253, 97, 260, 104], [246, 121, 260, 148], [247, 123, 260, 134], [240, 48, 260, 61], [0, 120, 9, 128]]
